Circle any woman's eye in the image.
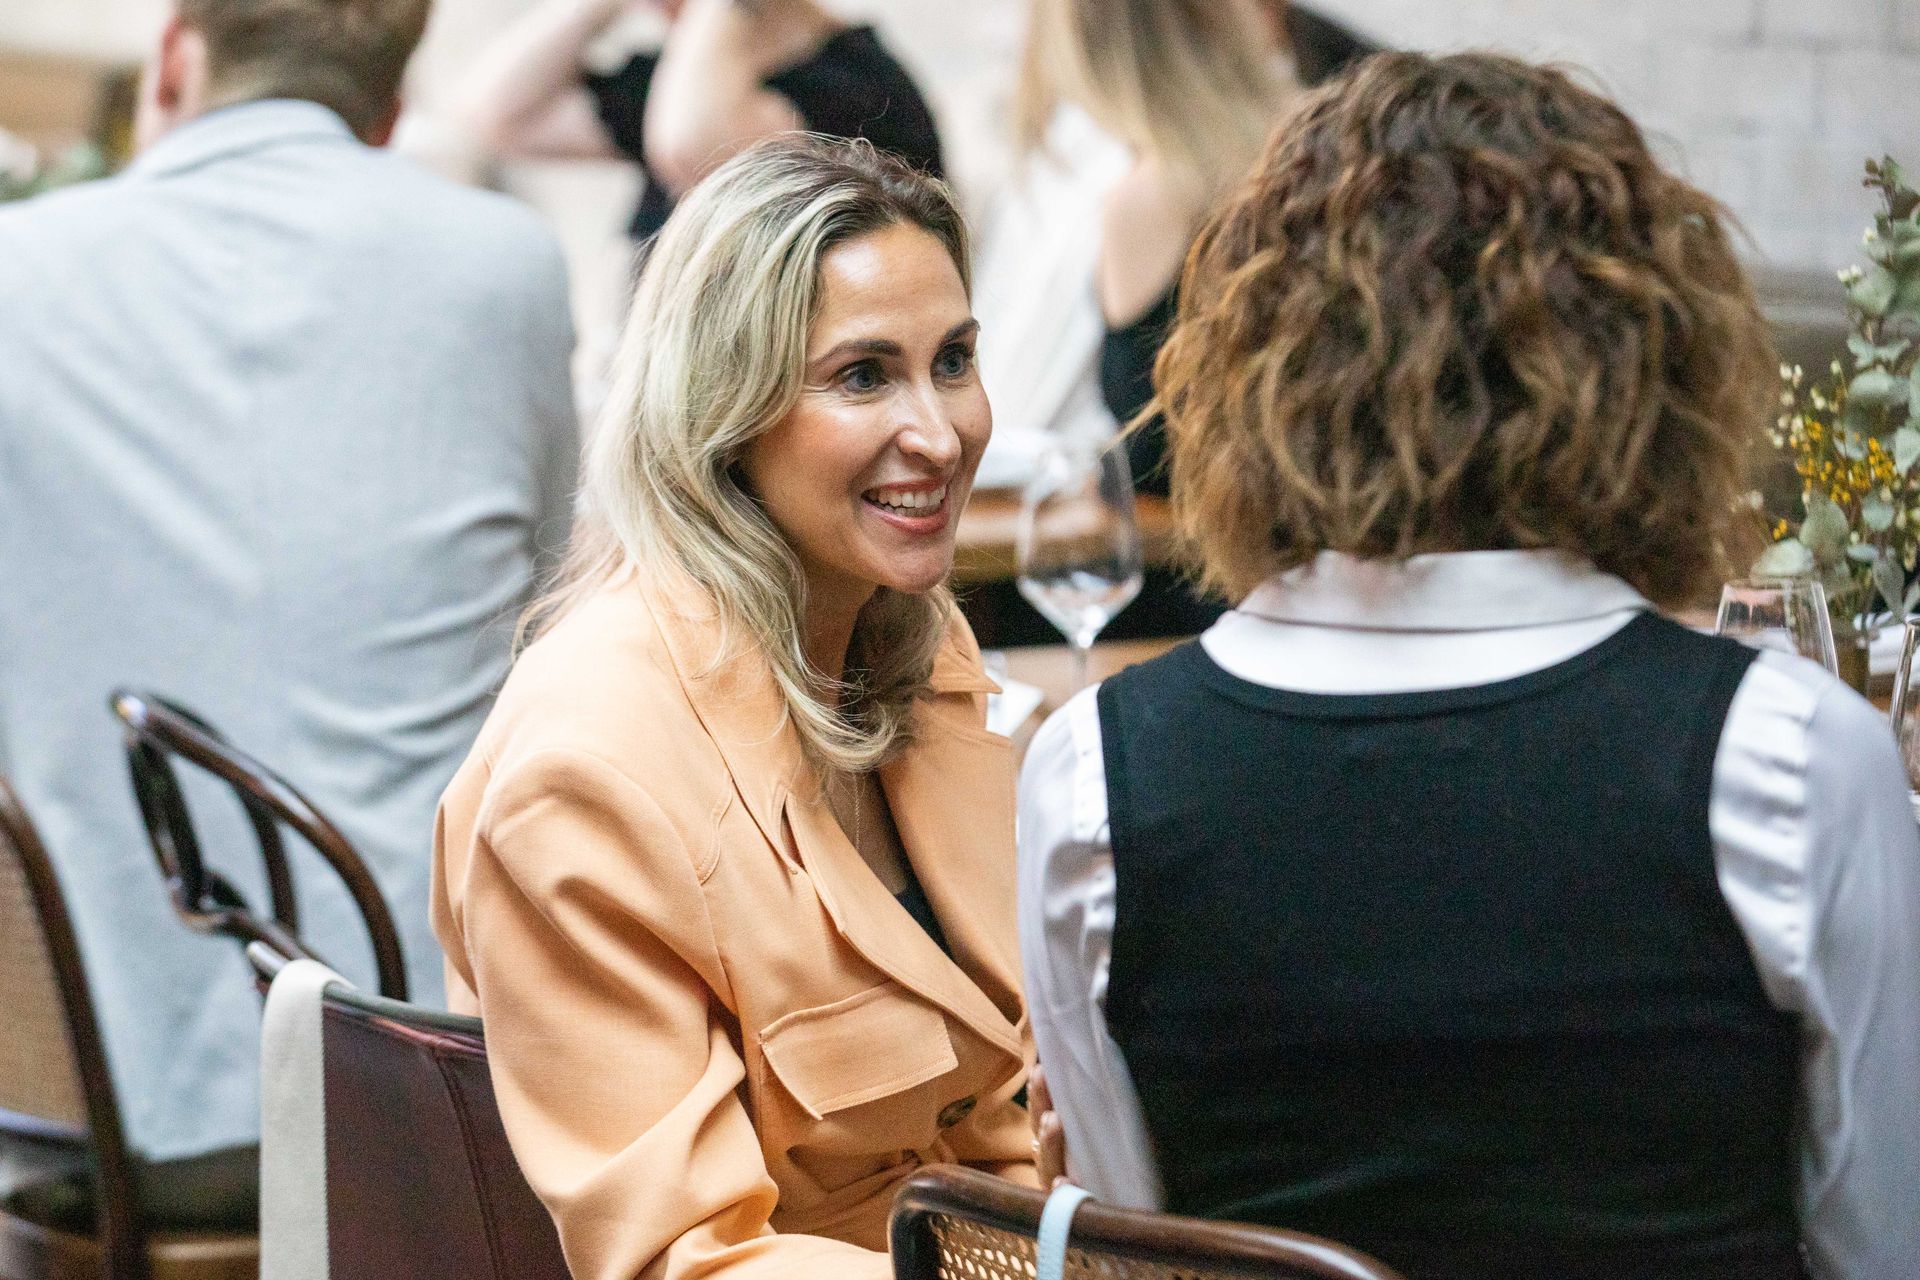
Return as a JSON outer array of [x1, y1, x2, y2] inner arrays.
[[839, 361, 884, 393], [934, 346, 975, 379]]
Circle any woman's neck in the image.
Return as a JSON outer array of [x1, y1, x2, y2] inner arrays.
[[799, 578, 875, 687]]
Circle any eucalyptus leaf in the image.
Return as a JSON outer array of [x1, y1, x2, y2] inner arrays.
[[1850, 366, 1900, 406], [1906, 579, 1920, 613], [1888, 160, 1915, 208], [1840, 433, 1870, 460], [1896, 425, 1920, 474], [1850, 264, 1898, 316], [1888, 212, 1920, 244], [1847, 542, 1882, 562], [1911, 363, 1920, 422], [1865, 495, 1896, 531], [1849, 334, 1913, 366], [1753, 537, 1814, 578], [1802, 494, 1850, 559], [1873, 553, 1905, 614], [1844, 395, 1882, 436], [1894, 271, 1920, 317], [1898, 238, 1920, 269]]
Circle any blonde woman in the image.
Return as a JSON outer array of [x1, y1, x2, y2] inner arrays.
[[978, 0, 1368, 641], [1011, 0, 1373, 497], [433, 136, 1034, 1280]]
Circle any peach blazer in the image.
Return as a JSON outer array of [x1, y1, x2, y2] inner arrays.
[[432, 566, 1036, 1280]]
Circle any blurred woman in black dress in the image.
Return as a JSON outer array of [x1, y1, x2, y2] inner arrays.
[[457, 0, 942, 242]]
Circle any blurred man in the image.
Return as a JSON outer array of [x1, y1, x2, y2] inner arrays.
[[0, 0, 577, 1232]]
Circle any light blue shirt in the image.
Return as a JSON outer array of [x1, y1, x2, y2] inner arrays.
[[0, 100, 578, 1161]]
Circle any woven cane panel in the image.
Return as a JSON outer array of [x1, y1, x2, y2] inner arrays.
[[929, 1215, 1268, 1280], [0, 831, 89, 1128]]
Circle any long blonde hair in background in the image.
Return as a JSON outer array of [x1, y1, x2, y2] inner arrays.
[[526, 135, 973, 776], [1014, 0, 1296, 202]]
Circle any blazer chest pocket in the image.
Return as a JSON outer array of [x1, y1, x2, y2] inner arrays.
[[759, 984, 958, 1121]]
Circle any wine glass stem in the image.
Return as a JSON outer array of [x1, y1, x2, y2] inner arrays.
[[1074, 641, 1091, 692]]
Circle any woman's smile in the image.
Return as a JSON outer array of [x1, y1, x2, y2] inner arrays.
[[741, 220, 991, 617]]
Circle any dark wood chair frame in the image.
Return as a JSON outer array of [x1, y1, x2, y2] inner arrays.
[[890, 1165, 1405, 1280], [108, 689, 408, 1000], [0, 778, 150, 1280]]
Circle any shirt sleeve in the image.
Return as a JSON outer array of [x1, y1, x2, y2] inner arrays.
[[457, 747, 888, 1280], [1015, 685, 1164, 1208], [1710, 651, 1920, 1280]]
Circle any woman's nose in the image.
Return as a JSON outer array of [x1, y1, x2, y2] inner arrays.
[[896, 393, 963, 469]]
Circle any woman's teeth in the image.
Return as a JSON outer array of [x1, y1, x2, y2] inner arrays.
[[866, 486, 946, 514]]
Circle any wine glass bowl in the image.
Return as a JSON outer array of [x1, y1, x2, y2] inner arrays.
[[1016, 443, 1145, 689], [1713, 579, 1839, 676], [1888, 620, 1920, 803]]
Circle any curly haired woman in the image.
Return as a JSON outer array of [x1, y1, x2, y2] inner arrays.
[[1017, 52, 1920, 1280]]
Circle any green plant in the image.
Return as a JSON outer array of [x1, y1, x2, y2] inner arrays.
[[0, 140, 108, 204], [1758, 157, 1920, 631]]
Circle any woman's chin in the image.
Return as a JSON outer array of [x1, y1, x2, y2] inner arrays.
[[874, 561, 955, 598]]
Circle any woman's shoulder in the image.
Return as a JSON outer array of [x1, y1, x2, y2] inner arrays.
[[472, 573, 721, 799]]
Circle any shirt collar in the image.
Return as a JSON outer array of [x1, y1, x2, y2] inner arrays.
[[1235, 550, 1651, 633], [128, 99, 356, 181]]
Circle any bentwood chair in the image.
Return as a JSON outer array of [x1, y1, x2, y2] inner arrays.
[[106, 691, 407, 1001], [248, 945, 567, 1280], [0, 777, 257, 1280], [889, 1166, 1404, 1280]]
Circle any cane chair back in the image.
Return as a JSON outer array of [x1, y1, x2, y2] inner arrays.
[[109, 690, 407, 1000], [890, 1166, 1403, 1280], [0, 780, 92, 1139], [1, 779, 258, 1280]]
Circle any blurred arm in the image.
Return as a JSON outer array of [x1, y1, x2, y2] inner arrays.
[[453, 0, 629, 159], [641, 0, 806, 196]]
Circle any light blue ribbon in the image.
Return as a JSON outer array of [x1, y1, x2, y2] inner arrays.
[[1035, 1184, 1095, 1280]]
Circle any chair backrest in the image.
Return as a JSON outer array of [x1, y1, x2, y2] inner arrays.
[[254, 948, 568, 1280], [890, 1166, 1404, 1280], [0, 776, 148, 1278], [110, 689, 408, 999]]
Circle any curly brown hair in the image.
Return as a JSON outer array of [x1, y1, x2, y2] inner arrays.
[[1152, 51, 1775, 608]]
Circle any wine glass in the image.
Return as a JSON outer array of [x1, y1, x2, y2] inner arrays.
[[1714, 579, 1839, 675], [1888, 621, 1920, 816], [1016, 441, 1145, 691]]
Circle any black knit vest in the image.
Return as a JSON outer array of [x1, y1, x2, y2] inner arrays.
[[1098, 613, 1804, 1280]]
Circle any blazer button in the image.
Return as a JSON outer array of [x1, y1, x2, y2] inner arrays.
[[936, 1096, 977, 1129]]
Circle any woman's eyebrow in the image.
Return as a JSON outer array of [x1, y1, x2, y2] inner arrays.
[[810, 338, 902, 365], [807, 320, 980, 367]]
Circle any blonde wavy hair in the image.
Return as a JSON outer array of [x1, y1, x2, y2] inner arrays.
[[1013, 0, 1295, 202], [529, 135, 971, 775], [1154, 52, 1775, 609]]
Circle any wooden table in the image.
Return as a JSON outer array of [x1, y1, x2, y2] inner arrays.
[[952, 490, 1180, 585], [995, 637, 1184, 754]]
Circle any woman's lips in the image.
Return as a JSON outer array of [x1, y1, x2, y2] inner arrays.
[[862, 482, 951, 533]]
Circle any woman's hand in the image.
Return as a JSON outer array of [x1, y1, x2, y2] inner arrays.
[[1029, 1063, 1069, 1189]]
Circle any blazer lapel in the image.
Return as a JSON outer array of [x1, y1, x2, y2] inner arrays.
[[644, 571, 1024, 1060], [882, 680, 1027, 1039]]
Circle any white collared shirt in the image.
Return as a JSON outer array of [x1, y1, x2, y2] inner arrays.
[[1016, 550, 1920, 1280]]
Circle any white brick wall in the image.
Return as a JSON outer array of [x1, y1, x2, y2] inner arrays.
[[1297, 0, 1920, 274], [9, 0, 1909, 278]]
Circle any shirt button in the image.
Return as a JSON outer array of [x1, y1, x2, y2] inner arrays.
[[936, 1096, 977, 1129]]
